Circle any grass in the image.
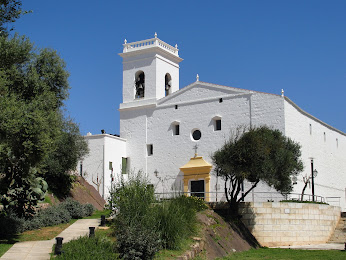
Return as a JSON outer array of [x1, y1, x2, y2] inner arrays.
[[0, 219, 77, 257], [220, 248, 346, 260], [0, 244, 13, 257], [83, 209, 111, 219], [52, 229, 118, 260], [154, 237, 196, 260]]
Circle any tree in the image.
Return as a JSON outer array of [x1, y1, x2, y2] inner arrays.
[[0, 0, 27, 36], [0, 34, 88, 217], [212, 126, 304, 217]]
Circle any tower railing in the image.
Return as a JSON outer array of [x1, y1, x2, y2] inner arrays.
[[123, 37, 179, 56]]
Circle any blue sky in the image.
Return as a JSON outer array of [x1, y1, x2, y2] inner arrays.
[[14, 0, 346, 135]]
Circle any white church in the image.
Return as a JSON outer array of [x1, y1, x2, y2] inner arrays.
[[79, 34, 346, 211]]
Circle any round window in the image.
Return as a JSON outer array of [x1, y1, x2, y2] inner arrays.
[[192, 129, 201, 141]]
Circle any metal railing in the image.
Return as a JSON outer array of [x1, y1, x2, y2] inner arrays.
[[155, 191, 333, 204]]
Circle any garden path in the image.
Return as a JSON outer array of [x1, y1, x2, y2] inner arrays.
[[0, 218, 100, 260]]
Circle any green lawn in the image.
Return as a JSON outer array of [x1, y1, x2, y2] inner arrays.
[[0, 209, 110, 258], [220, 248, 346, 260]]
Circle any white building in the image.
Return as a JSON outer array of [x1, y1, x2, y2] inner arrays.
[[80, 35, 346, 211]]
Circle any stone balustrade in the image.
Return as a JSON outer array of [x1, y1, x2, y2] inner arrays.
[[123, 37, 179, 55]]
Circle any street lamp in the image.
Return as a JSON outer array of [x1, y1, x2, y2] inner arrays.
[[310, 159, 318, 202]]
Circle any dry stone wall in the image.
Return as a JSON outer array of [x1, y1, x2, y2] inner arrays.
[[239, 202, 341, 247]]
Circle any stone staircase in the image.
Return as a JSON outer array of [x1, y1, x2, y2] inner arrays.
[[328, 213, 346, 244]]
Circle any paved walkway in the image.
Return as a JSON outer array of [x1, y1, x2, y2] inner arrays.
[[1, 219, 100, 260], [273, 243, 345, 250]]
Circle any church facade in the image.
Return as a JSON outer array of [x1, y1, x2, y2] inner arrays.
[[80, 35, 346, 211]]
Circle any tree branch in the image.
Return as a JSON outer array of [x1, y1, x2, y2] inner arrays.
[[237, 180, 259, 202]]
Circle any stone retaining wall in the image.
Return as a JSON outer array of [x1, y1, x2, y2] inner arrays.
[[239, 202, 341, 247]]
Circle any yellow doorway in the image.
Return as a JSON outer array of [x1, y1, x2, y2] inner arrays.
[[180, 156, 212, 202]]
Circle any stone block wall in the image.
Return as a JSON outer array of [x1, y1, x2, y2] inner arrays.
[[239, 202, 341, 247]]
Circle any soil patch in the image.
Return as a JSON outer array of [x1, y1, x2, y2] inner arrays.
[[69, 177, 106, 210], [197, 209, 259, 259]]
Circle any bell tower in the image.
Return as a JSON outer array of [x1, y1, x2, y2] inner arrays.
[[119, 33, 183, 109]]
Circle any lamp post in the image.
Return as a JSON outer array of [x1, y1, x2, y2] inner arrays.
[[310, 159, 318, 202]]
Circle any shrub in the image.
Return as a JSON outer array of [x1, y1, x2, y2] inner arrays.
[[184, 195, 209, 212], [155, 196, 198, 249], [0, 210, 25, 238], [55, 232, 118, 260], [115, 220, 161, 260], [83, 203, 95, 216], [110, 172, 161, 259], [59, 198, 86, 219]]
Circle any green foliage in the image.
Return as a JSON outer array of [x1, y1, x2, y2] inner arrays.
[[183, 195, 209, 212], [110, 172, 161, 259], [0, 0, 27, 36], [0, 34, 88, 217], [54, 232, 118, 260], [58, 198, 93, 219], [0, 209, 25, 237], [109, 173, 202, 258], [221, 248, 346, 260], [43, 120, 88, 199], [0, 200, 93, 239], [154, 196, 198, 249], [212, 126, 303, 216]]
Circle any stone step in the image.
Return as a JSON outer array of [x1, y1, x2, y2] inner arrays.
[[327, 217, 346, 244]]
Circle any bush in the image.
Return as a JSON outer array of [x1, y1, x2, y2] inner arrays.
[[55, 232, 118, 260], [109, 172, 201, 257], [184, 195, 209, 212], [155, 196, 198, 249], [59, 198, 86, 219], [83, 203, 95, 216], [116, 220, 161, 260], [110, 172, 161, 259], [0, 210, 25, 238]]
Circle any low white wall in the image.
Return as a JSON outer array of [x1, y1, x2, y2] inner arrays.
[[239, 202, 341, 247]]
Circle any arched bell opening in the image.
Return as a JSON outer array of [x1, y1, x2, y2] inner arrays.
[[165, 73, 172, 96], [135, 71, 145, 99]]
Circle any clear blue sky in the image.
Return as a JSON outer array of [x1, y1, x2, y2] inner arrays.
[[14, 0, 346, 135]]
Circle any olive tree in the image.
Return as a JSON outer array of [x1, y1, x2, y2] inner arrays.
[[212, 126, 303, 217]]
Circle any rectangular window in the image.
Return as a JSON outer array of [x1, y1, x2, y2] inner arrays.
[[174, 124, 180, 135], [147, 144, 153, 156], [309, 124, 312, 135], [80, 162, 83, 176], [216, 119, 221, 131], [109, 161, 113, 170], [121, 157, 127, 174]]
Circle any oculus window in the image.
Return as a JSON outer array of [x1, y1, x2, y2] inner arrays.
[[192, 129, 201, 141]]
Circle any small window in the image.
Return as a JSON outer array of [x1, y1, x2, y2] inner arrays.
[[215, 119, 221, 131], [109, 161, 113, 170], [80, 162, 83, 177], [336, 138, 338, 148], [309, 124, 312, 135], [192, 129, 201, 141], [219, 98, 223, 103], [175, 105, 178, 109], [324, 132, 326, 142], [147, 144, 153, 156], [213, 116, 222, 131], [174, 124, 180, 135], [121, 157, 127, 174]]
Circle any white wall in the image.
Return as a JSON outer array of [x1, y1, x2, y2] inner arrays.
[[79, 134, 127, 200], [120, 83, 286, 198], [284, 99, 346, 211]]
